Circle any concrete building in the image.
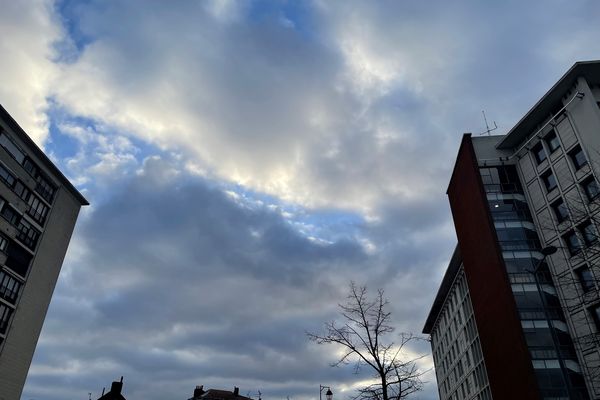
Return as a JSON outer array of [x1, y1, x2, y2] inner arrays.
[[424, 60, 600, 399], [0, 105, 88, 400]]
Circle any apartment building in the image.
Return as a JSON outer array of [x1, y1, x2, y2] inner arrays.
[[0, 105, 88, 400], [424, 60, 600, 399]]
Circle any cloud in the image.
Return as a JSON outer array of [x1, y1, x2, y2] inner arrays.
[[5, 1, 600, 400], [24, 157, 440, 399], [0, 0, 63, 144]]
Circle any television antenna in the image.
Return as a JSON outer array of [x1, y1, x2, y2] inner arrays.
[[478, 110, 498, 136]]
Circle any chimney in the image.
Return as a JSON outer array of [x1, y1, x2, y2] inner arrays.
[[233, 387, 239, 396], [194, 385, 205, 398], [110, 377, 123, 394]]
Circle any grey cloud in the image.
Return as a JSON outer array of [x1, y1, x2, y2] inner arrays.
[[27, 159, 432, 399]]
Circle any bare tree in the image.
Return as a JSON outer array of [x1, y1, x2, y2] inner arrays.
[[307, 283, 425, 400]]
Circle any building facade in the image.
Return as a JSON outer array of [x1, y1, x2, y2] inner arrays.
[[0, 105, 88, 400], [424, 60, 600, 399]]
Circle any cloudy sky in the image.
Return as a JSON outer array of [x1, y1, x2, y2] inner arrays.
[[1, 1, 599, 399]]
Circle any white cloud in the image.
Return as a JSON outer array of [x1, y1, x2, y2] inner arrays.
[[0, 0, 63, 144]]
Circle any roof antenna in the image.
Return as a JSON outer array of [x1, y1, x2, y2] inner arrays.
[[479, 110, 498, 136]]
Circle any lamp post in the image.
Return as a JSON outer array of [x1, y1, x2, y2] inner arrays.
[[319, 385, 333, 400], [528, 245, 574, 396]]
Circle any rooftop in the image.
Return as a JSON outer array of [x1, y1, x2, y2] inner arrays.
[[496, 60, 600, 150]]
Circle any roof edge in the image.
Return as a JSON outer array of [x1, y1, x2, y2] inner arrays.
[[423, 245, 462, 334], [0, 104, 89, 206], [496, 60, 600, 150]]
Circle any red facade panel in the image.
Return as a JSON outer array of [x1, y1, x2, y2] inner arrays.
[[447, 134, 539, 399]]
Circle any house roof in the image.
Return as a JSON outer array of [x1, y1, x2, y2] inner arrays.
[[496, 60, 600, 150], [200, 390, 253, 400]]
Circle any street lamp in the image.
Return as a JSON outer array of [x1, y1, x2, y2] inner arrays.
[[319, 385, 333, 400]]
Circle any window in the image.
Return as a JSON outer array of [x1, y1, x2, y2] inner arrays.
[[27, 194, 48, 225], [5, 241, 33, 277], [591, 304, 600, 331], [0, 204, 19, 226], [0, 235, 7, 253], [569, 145, 588, 170], [576, 266, 595, 293], [564, 231, 582, 255], [579, 221, 598, 245], [34, 175, 55, 203], [544, 129, 560, 153], [541, 170, 558, 192], [13, 181, 30, 202], [0, 164, 15, 188], [533, 143, 547, 164], [22, 157, 56, 203], [0, 133, 25, 163], [0, 270, 21, 304], [16, 219, 40, 250], [551, 199, 568, 223], [22, 157, 38, 177], [583, 177, 600, 201], [0, 302, 13, 334]]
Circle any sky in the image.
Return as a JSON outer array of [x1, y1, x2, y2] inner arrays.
[[0, 1, 599, 399]]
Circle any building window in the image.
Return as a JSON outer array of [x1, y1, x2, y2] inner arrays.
[[0, 204, 19, 226], [0, 270, 21, 304], [576, 266, 595, 293], [16, 219, 40, 250], [0, 164, 15, 188], [579, 221, 598, 245], [541, 170, 558, 192], [569, 145, 588, 170], [591, 304, 600, 331], [582, 177, 600, 201], [551, 199, 569, 223], [27, 194, 48, 225], [564, 231, 582, 255], [0, 302, 13, 334], [545, 129, 560, 153], [0, 133, 25, 164], [14, 181, 30, 202], [533, 143, 547, 164], [34, 175, 55, 203], [0, 235, 7, 253], [22, 157, 56, 203]]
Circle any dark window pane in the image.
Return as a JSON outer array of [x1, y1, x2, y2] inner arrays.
[[5, 241, 32, 277], [579, 221, 598, 245], [533, 143, 547, 164], [591, 305, 600, 331], [13, 181, 30, 202], [22, 158, 38, 177], [34, 175, 55, 203], [0, 270, 21, 304], [551, 199, 568, 223], [0, 164, 15, 188], [545, 130, 560, 152], [27, 194, 48, 225], [583, 177, 600, 200], [577, 266, 595, 293], [542, 170, 557, 192], [16, 219, 39, 250], [0, 303, 13, 334], [0, 133, 25, 163], [0, 204, 19, 226], [564, 231, 582, 255], [569, 145, 587, 170]]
